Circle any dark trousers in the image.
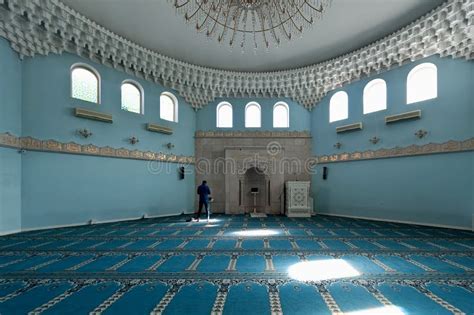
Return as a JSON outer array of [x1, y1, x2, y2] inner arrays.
[[195, 200, 209, 219]]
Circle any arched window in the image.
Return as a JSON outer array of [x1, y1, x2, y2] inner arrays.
[[71, 64, 100, 103], [160, 92, 178, 122], [245, 102, 261, 128], [329, 91, 348, 123], [363, 79, 387, 114], [216, 102, 233, 128], [121, 80, 143, 114], [273, 102, 289, 128], [407, 63, 437, 104]]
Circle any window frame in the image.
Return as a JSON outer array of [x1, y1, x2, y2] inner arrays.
[[216, 101, 233, 128], [329, 91, 349, 123], [363, 78, 387, 114], [70, 63, 101, 104], [245, 102, 262, 128], [273, 101, 290, 128], [160, 92, 179, 123], [407, 62, 438, 105], [121, 79, 144, 115]]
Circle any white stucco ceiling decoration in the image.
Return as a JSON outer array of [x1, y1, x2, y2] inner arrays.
[[0, 0, 472, 110]]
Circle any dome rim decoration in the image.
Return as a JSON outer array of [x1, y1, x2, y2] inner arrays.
[[0, 0, 471, 110]]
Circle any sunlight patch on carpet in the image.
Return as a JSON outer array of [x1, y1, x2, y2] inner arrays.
[[288, 259, 360, 281], [232, 229, 280, 237]]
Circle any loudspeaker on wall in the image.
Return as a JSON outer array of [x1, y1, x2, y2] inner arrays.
[[178, 166, 185, 180]]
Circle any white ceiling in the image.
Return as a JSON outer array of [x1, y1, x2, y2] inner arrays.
[[60, 0, 445, 72]]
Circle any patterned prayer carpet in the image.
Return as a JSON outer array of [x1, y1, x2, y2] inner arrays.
[[0, 214, 473, 315]]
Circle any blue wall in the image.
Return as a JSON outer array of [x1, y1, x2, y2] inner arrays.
[[311, 56, 474, 229], [19, 52, 196, 230], [0, 39, 22, 234], [1, 34, 473, 232], [197, 98, 310, 131]]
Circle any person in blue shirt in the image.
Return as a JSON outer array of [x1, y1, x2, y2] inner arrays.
[[189, 180, 211, 222]]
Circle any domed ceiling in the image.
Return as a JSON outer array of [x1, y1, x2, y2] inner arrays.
[[60, 0, 445, 72]]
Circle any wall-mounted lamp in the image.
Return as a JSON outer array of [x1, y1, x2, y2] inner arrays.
[[166, 142, 175, 150], [414, 129, 428, 139], [369, 136, 380, 144], [333, 142, 342, 149], [129, 136, 139, 145], [77, 128, 93, 138]]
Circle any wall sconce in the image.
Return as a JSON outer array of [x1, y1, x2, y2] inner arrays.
[[415, 129, 428, 139], [369, 136, 380, 144], [166, 142, 175, 150], [77, 128, 93, 138], [129, 136, 139, 145], [333, 142, 342, 149]]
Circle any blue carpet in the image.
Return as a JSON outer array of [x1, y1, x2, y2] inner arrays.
[[0, 214, 473, 314]]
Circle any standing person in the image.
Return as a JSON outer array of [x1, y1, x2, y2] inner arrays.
[[188, 180, 211, 222]]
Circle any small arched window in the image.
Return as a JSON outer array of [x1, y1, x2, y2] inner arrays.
[[407, 63, 437, 104], [160, 92, 178, 122], [216, 102, 233, 128], [245, 102, 261, 128], [329, 91, 348, 123], [71, 64, 100, 103], [121, 80, 143, 114], [363, 79, 387, 114], [273, 102, 289, 128]]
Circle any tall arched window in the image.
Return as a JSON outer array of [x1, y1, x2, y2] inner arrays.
[[273, 102, 289, 128], [245, 102, 261, 128], [407, 63, 437, 104], [363, 79, 387, 114], [216, 102, 233, 128], [71, 64, 100, 103], [329, 91, 348, 123], [160, 92, 178, 122], [121, 80, 143, 114]]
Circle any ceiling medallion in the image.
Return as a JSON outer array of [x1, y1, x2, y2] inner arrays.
[[172, 0, 332, 51]]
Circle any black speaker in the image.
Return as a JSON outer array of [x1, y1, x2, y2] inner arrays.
[[178, 166, 185, 180], [323, 166, 328, 180]]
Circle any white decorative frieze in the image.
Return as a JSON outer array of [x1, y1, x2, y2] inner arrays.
[[0, 0, 472, 109]]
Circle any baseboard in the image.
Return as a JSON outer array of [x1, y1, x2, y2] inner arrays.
[[16, 211, 193, 235], [0, 229, 22, 236], [318, 212, 472, 231]]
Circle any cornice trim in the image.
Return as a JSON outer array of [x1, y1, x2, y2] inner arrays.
[[0, 132, 194, 164], [195, 130, 311, 138], [315, 138, 474, 164], [0, 0, 471, 109]]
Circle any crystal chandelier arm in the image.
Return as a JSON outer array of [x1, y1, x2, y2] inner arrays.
[[257, 10, 270, 49], [195, 1, 215, 31], [229, 8, 242, 46], [264, 2, 281, 46], [217, 2, 232, 43], [184, 0, 205, 21], [206, 0, 224, 37], [272, 0, 292, 40], [290, 0, 314, 24], [174, 0, 191, 9], [240, 8, 249, 48], [286, 0, 304, 33], [304, 0, 324, 13]]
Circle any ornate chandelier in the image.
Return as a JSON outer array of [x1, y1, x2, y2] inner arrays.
[[172, 0, 332, 51]]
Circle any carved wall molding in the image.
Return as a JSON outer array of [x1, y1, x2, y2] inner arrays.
[[0, 132, 194, 164], [0, 0, 471, 109], [315, 138, 474, 164], [195, 131, 311, 138]]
